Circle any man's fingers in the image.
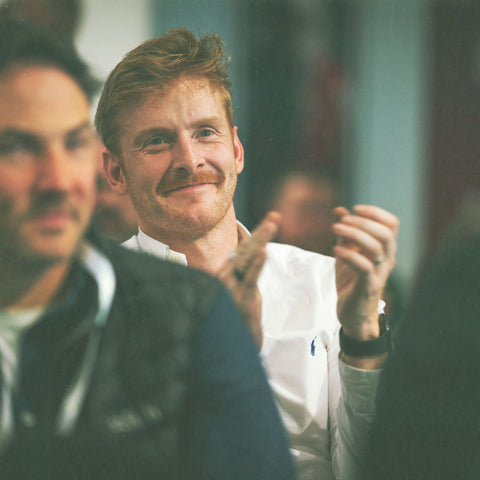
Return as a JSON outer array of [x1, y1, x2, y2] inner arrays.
[[334, 215, 394, 242], [227, 245, 268, 294], [353, 205, 400, 233], [334, 205, 399, 232], [217, 211, 279, 288], [332, 223, 384, 261], [333, 206, 350, 218], [228, 211, 281, 275], [333, 204, 398, 265], [334, 244, 379, 275], [215, 212, 278, 350], [240, 249, 267, 292], [250, 211, 282, 245]]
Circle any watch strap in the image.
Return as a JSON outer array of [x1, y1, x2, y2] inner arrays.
[[339, 314, 394, 357]]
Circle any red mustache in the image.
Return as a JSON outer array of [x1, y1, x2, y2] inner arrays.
[[158, 170, 224, 195]]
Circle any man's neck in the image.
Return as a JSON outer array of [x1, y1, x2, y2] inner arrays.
[[174, 222, 239, 275], [146, 209, 239, 275], [0, 259, 71, 311]]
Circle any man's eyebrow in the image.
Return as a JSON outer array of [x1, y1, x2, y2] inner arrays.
[[0, 127, 37, 139], [192, 115, 224, 128]]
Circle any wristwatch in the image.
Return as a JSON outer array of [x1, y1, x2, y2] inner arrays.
[[339, 313, 394, 357]]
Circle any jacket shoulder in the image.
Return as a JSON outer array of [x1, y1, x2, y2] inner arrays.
[[93, 233, 225, 320]]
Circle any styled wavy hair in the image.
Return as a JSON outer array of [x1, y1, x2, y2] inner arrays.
[[95, 28, 233, 156]]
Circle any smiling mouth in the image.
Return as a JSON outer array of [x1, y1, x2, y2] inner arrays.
[[164, 182, 215, 195]]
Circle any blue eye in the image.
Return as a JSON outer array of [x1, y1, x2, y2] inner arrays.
[[200, 130, 212, 137], [148, 137, 167, 146]]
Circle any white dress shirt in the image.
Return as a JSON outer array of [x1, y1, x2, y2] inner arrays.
[[123, 226, 382, 479]]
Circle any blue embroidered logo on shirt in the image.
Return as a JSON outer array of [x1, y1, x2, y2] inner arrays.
[[311, 336, 318, 356]]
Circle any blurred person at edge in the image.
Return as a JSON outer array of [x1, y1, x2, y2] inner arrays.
[[363, 201, 480, 480], [0, 19, 294, 480], [96, 28, 400, 480]]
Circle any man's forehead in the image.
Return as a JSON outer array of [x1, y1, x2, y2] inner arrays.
[[0, 64, 92, 137], [121, 78, 225, 125], [159, 75, 217, 94], [1, 63, 78, 89], [0, 121, 93, 140]]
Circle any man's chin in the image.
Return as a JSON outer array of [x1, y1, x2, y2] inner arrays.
[[10, 233, 84, 268], [21, 246, 78, 266]]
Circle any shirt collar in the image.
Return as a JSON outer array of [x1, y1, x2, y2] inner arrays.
[[236, 221, 251, 241], [136, 228, 188, 265], [134, 221, 251, 266]]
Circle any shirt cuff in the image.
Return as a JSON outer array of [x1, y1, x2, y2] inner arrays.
[[338, 357, 382, 414]]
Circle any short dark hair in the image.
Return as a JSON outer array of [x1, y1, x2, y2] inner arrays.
[[0, 18, 99, 101], [95, 28, 232, 155]]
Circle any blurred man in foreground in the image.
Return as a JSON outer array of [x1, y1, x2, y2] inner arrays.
[[97, 28, 400, 479], [0, 20, 294, 480]]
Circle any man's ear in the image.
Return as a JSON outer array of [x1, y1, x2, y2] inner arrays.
[[103, 151, 128, 195], [232, 126, 245, 175]]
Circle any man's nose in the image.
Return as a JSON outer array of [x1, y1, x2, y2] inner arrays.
[[170, 135, 205, 173], [35, 145, 72, 192]]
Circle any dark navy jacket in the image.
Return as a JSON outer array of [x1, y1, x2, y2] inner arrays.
[[1, 234, 295, 480]]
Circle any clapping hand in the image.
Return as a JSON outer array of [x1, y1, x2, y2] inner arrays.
[[332, 205, 399, 346], [217, 212, 281, 348]]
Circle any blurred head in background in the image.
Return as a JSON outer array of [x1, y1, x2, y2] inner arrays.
[[270, 169, 339, 256]]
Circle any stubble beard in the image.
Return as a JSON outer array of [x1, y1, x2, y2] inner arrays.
[[134, 171, 238, 244]]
